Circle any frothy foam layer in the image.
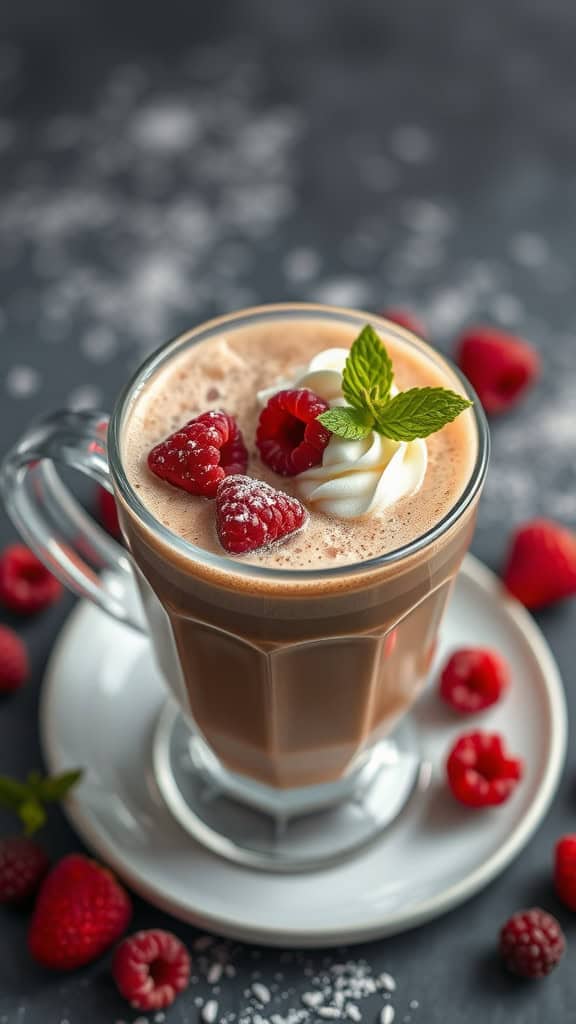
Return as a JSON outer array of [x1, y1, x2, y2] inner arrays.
[[122, 318, 477, 570]]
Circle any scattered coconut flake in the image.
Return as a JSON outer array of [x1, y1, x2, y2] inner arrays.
[[203, 1000, 220, 1023], [252, 982, 272, 1004], [284, 248, 321, 284], [208, 962, 224, 984], [509, 233, 550, 268], [302, 992, 324, 1008], [5, 365, 41, 398], [345, 1006, 362, 1021], [390, 125, 435, 163]]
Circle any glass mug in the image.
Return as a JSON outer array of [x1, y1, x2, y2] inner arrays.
[[0, 305, 489, 870]]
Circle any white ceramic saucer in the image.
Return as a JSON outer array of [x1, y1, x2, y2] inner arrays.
[[40, 555, 566, 948]]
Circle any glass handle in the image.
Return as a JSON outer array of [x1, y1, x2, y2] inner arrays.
[[0, 409, 144, 631]]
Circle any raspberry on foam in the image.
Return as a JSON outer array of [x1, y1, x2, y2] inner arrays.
[[0, 625, 29, 693], [216, 475, 307, 555], [0, 545, 62, 615], [503, 518, 576, 609], [456, 325, 540, 415], [256, 388, 331, 476], [446, 730, 523, 807], [439, 648, 509, 714], [113, 929, 191, 1010], [148, 410, 248, 498], [499, 908, 565, 978]]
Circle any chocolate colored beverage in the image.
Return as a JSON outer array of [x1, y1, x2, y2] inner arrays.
[[119, 308, 481, 790]]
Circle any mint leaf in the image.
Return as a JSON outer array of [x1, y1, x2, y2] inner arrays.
[[38, 769, 83, 802], [375, 387, 473, 441], [0, 776, 29, 811], [317, 407, 373, 441], [0, 769, 82, 834], [342, 325, 394, 417], [19, 799, 46, 836]]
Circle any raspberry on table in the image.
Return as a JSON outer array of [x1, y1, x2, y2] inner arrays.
[[456, 325, 540, 415], [216, 475, 308, 555], [148, 410, 248, 498], [503, 518, 576, 610], [380, 308, 425, 338], [28, 854, 132, 970], [499, 908, 565, 978], [256, 388, 331, 476], [554, 835, 576, 910], [113, 929, 191, 1011], [0, 837, 49, 904], [439, 648, 509, 714], [0, 625, 29, 693], [0, 545, 62, 615], [446, 730, 523, 807]]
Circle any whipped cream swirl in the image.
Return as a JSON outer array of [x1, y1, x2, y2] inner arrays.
[[258, 348, 428, 519]]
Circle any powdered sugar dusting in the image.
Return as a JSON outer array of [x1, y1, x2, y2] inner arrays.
[[216, 953, 403, 1024], [0, 52, 302, 359], [5, 364, 41, 398], [109, 943, 411, 1024], [216, 475, 308, 555], [389, 125, 435, 164], [482, 376, 576, 529]]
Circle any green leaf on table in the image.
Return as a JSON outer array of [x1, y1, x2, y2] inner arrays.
[[37, 769, 83, 802], [0, 768, 82, 834], [18, 799, 46, 836], [0, 775, 29, 811]]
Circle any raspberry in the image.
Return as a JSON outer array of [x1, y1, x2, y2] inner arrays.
[[112, 929, 191, 1011], [148, 410, 248, 498], [499, 908, 565, 978], [554, 835, 576, 910], [97, 486, 121, 539], [216, 475, 308, 555], [0, 837, 49, 904], [456, 326, 540, 415], [0, 545, 62, 615], [29, 854, 132, 969], [0, 625, 29, 693], [446, 731, 523, 807], [503, 518, 576, 609], [380, 308, 425, 337], [256, 388, 330, 476], [439, 648, 509, 714]]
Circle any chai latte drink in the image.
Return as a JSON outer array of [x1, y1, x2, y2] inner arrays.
[[119, 308, 480, 790]]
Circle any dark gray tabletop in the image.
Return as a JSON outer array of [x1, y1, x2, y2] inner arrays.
[[1, 1, 576, 1021]]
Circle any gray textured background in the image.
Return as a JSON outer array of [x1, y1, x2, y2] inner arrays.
[[1, 1, 575, 1021]]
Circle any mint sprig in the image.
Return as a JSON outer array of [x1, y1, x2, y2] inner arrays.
[[317, 325, 472, 442], [341, 324, 394, 417], [0, 769, 82, 835], [317, 406, 373, 441], [375, 387, 472, 441]]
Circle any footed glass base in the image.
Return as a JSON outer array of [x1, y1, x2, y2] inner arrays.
[[153, 702, 427, 872]]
